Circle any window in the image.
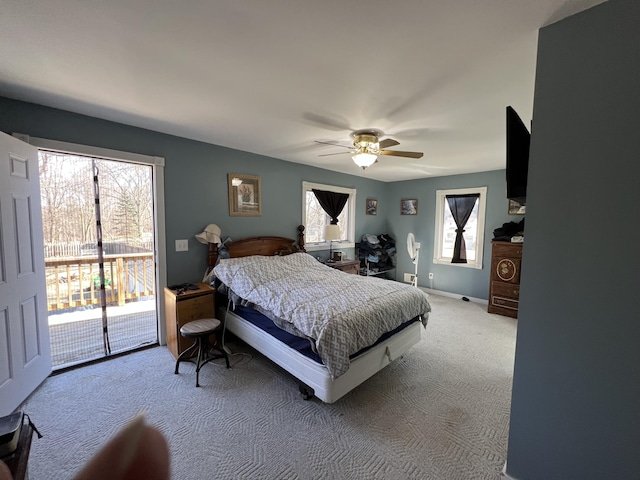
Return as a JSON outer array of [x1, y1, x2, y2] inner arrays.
[[433, 186, 487, 269], [302, 181, 356, 251]]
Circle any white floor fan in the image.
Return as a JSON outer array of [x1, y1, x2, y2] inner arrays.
[[407, 233, 421, 288]]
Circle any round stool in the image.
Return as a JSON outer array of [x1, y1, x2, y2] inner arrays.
[[174, 318, 230, 387]]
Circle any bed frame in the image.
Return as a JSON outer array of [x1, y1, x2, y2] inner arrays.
[[208, 225, 423, 403]]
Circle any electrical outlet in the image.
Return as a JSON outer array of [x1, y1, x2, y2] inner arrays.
[[404, 273, 415, 283], [428, 272, 434, 280], [175, 239, 189, 252]]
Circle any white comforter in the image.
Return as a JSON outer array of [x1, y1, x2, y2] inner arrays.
[[214, 252, 431, 378]]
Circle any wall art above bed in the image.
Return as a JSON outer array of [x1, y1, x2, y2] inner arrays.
[[228, 173, 262, 216]]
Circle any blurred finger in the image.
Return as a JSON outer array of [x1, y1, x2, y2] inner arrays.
[[73, 414, 169, 480], [0, 460, 12, 480]]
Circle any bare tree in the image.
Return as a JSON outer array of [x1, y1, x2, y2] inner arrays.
[[39, 152, 153, 255]]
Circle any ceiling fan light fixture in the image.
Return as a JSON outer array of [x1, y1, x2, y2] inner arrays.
[[352, 152, 377, 168], [316, 128, 423, 167]]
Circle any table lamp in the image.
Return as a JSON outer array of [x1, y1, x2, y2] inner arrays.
[[324, 224, 341, 263]]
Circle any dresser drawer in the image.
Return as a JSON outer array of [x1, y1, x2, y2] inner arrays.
[[491, 281, 520, 299], [491, 256, 522, 284], [177, 295, 215, 322], [492, 242, 523, 258], [490, 295, 519, 311], [488, 298, 519, 318]]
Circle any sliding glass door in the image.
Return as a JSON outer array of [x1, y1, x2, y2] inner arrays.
[[40, 151, 158, 368]]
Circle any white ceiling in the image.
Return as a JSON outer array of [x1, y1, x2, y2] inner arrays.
[[1, 0, 606, 182]]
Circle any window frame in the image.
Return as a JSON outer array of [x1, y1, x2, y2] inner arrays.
[[301, 181, 356, 252], [433, 186, 487, 269]]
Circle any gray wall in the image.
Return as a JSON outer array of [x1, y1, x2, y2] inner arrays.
[[386, 171, 521, 299], [0, 96, 516, 299], [0, 97, 388, 284], [506, 0, 640, 478]]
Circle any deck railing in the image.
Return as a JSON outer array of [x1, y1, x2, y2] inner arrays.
[[45, 253, 155, 311]]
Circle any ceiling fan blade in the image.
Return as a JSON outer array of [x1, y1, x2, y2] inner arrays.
[[314, 140, 353, 149], [378, 138, 400, 149], [379, 149, 424, 159], [318, 151, 353, 157]]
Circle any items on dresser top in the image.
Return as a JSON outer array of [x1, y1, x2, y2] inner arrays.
[[493, 218, 525, 242], [167, 283, 200, 295]]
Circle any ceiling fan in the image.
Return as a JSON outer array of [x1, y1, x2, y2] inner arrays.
[[315, 129, 424, 169]]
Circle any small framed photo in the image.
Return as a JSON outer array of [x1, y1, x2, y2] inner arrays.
[[401, 198, 418, 215], [366, 198, 378, 215], [508, 199, 526, 215], [228, 173, 262, 216]]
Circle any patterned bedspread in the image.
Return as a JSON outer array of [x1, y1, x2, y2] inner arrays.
[[214, 252, 431, 378]]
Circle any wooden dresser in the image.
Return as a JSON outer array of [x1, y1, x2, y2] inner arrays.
[[488, 241, 523, 318], [164, 282, 216, 359], [327, 259, 360, 275]]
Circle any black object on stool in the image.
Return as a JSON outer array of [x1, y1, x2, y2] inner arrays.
[[174, 318, 230, 387]]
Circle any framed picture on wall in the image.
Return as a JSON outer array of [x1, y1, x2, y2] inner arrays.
[[366, 198, 378, 215], [228, 173, 262, 216], [401, 199, 418, 215]]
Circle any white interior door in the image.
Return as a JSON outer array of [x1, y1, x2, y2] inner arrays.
[[0, 132, 51, 416]]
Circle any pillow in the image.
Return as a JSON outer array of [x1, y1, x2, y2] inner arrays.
[[273, 245, 300, 256]]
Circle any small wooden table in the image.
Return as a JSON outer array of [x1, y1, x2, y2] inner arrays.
[[164, 282, 216, 359], [326, 259, 360, 275]]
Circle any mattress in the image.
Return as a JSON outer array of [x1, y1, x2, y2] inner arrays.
[[220, 302, 424, 403], [214, 253, 431, 378], [230, 303, 419, 365]]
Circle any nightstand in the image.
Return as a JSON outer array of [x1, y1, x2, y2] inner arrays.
[[164, 282, 216, 359], [326, 259, 360, 275]]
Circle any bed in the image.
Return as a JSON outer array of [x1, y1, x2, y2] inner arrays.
[[209, 227, 431, 403]]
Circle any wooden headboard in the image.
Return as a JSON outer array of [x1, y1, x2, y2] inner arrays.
[[207, 225, 306, 267]]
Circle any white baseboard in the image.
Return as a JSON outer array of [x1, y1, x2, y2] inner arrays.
[[421, 287, 488, 306], [500, 461, 518, 479]]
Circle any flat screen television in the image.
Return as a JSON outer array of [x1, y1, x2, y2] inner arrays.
[[506, 106, 530, 205]]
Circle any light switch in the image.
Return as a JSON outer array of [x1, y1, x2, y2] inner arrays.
[[175, 239, 188, 252]]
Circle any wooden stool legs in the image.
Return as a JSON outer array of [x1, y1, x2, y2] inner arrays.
[[174, 318, 229, 387]]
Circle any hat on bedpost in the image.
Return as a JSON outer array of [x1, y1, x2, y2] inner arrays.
[[195, 224, 222, 245]]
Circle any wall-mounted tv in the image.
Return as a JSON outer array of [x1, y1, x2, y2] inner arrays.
[[506, 106, 530, 206]]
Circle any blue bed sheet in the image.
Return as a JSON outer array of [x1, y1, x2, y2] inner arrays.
[[232, 304, 417, 365]]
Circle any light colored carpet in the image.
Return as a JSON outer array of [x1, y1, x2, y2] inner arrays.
[[22, 293, 516, 480]]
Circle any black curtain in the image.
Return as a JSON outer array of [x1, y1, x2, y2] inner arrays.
[[446, 194, 480, 263], [312, 189, 348, 225]]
